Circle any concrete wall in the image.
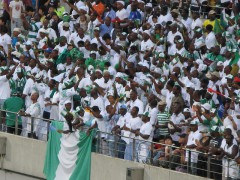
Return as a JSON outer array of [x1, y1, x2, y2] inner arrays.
[[0, 132, 211, 180], [91, 153, 210, 180], [0, 170, 43, 180], [0, 132, 46, 179]]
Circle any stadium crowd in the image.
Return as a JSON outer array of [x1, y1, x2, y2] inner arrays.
[[1, 0, 240, 179]]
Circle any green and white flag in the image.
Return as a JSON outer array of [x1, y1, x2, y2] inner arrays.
[[220, 9, 229, 28], [43, 121, 93, 180]]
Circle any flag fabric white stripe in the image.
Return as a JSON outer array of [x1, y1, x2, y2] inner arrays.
[[54, 131, 80, 180]]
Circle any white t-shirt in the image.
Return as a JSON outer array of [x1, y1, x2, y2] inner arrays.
[[0, 75, 10, 99], [0, 33, 11, 54], [22, 78, 34, 108], [139, 121, 153, 141], [205, 31, 217, 50], [185, 130, 202, 163], [127, 98, 144, 115], [125, 116, 143, 143], [116, 8, 128, 21], [9, 1, 24, 18], [90, 96, 104, 111]]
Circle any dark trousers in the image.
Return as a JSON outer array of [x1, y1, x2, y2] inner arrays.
[[210, 159, 222, 180], [7, 125, 22, 135]]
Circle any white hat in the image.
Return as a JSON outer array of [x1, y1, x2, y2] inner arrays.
[[217, 61, 223, 66], [143, 30, 150, 36], [145, 3, 152, 7], [117, 1, 125, 6], [158, 52, 165, 58], [90, 51, 97, 54], [24, 41, 32, 46], [57, 63, 66, 71], [201, 103, 211, 111], [13, 28, 21, 33], [138, 0, 145, 3], [94, 27, 100, 31], [195, 59, 203, 65], [35, 73, 42, 81], [95, 69, 103, 74], [115, 72, 123, 78], [171, 9, 179, 14], [209, 10, 216, 15], [62, 22, 70, 27], [79, 6, 88, 12], [183, 108, 190, 113], [65, 100, 71, 104]]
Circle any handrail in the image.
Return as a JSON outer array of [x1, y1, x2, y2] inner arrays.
[[0, 109, 238, 162]]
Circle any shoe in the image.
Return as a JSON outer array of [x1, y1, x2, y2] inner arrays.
[[33, 133, 38, 139]]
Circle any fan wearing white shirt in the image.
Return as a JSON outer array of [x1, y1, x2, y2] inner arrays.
[[37, 19, 57, 42], [126, 90, 144, 115], [122, 106, 143, 161], [90, 88, 105, 112], [167, 23, 183, 55], [185, 121, 202, 175], [140, 30, 154, 52], [136, 112, 153, 163], [116, 1, 128, 22], [73, 27, 91, 48], [205, 24, 217, 50], [112, 104, 132, 159]]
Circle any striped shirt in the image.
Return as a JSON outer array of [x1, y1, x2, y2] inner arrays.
[[28, 22, 41, 42], [156, 110, 170, 136]]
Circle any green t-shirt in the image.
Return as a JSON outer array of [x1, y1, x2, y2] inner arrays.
[[200, 98, 216, 109], [206, 53, 224, 62], [3, 97, 24, 126]]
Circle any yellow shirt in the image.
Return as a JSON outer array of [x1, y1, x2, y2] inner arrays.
[[203, 19, 215, 29]]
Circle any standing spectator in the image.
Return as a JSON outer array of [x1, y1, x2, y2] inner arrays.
[[9, 0, 24, 33], [155, 99, 170, 141], [220, 134, 239, 179], [185, 121, 202, 175], [2, 92, 24, 135], [0, 25, 12, 56], [123, 106, 142, 161], [112, 104, 131, 159], [19, 92, 41, 139]]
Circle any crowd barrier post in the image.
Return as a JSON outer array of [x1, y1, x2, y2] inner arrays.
[[207, 154, 211, 178], [150, 142, 154, 165], [133, 138, 136, 161], [187, 150, 191, 174], [14, 114, 18, 135], [113, 134, 118, 158], [31, 117, 34, 138]]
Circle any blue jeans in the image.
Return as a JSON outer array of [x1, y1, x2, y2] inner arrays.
[[118, 139, 126, 159], [124, 142, 133, 161]]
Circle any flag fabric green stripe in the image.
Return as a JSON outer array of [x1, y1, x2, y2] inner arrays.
[[43, 121, 94, 180], [43, 121, 63, 180], [70, 131, 93, 180]]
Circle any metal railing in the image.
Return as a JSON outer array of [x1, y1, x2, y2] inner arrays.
[[0, 109, 53, 141], [0, 109, 239, 179], [93, 131, 239, 179]]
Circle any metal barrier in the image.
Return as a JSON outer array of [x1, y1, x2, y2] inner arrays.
[[0, 109, 239, 179], [93, 131, 240, 180], [0, 109, 53, 141]]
